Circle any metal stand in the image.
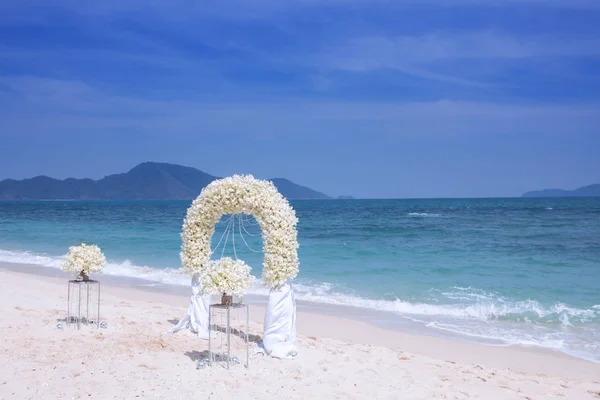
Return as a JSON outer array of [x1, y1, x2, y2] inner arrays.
[[67, 280, 101, 329], [208, 303, 249, 369]]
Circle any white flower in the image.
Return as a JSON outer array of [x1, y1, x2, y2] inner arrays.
[[61, 243, 106, 277], [180, 174, 299, 289], [199, 257, 255, 297]]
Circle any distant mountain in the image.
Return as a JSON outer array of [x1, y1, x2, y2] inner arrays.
[[0, 162, 332, 200], [337, 195, 355, 200], [522, 184, 600, 198], [268, 178, 331, 200]]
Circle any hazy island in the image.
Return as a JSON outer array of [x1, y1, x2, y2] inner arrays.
[[0, 162, 332, 200], [522, 184, 600, 198]]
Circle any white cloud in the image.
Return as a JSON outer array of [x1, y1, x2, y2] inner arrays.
[[1, 76, 598, 138], [320, 32, 600, 71], [2, 0, 598, 91], [1, 0, 599, 26], [304, 31, 600, 87]]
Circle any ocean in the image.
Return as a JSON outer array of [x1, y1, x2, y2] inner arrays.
[[1, 198, 599, 362]]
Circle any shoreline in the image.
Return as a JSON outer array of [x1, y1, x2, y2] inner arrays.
[[2, 259, 599, 363], [2, 261, 599, 380], [2, 247, 599, 365], [2, 265, 600, 398]]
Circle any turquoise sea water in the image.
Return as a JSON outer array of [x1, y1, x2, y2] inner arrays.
[[1, 198, 599, 361]]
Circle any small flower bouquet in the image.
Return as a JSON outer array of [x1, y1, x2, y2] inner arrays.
[[199, 257, 255, 305], [62, 243, 106, 281]]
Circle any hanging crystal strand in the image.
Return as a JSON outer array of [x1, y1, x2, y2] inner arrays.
[[238, 214, 261, 253], [232, 215, 238, 261], [211, 215, 233, 256], [220, 216, 234, 259]]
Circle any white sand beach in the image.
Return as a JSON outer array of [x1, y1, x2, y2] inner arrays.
[[1, 264, 600, 400]]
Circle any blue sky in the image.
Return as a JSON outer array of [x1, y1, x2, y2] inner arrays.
[[0, 0, 599, 198]]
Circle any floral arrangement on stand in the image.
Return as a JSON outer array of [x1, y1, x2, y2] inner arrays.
[[181, 174, 299, 289], [199, 257, 255, 305], [62, 243, 106, 281]]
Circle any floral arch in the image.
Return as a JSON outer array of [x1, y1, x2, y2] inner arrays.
[[180, 174, 299, 288], [173, 175, 299, 359]]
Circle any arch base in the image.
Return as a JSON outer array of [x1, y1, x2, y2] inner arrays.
[[171, 278, 298, 359], [169, 273, 211, 339], [262, 283, 298, 359]]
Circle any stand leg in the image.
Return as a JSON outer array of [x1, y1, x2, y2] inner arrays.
[[227, 307, 231, 370], [246, 305, 249, 368], [77, 282, 82, 330], [97, 282, 101, 328], [208, 308, 212, 364], [86, 282, 90, 325], [67, 282, 71, 327]]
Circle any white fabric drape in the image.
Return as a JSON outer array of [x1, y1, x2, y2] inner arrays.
[[169, 273, 211, 339], [262, 283, 298, 359]]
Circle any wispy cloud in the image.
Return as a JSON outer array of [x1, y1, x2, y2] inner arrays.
[[1, 76, 598, 140], [2, 0, 600, 24], [332, 33, 600, 64], [1, 0, 600, 129], [308, 31, 600, 88]]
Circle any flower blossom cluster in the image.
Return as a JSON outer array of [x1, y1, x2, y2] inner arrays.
[[198, 257, 255, 297], [61, 243, 106, 277], [180, 174, 299, 289]]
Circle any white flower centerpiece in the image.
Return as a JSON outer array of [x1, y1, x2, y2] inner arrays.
[[62, 243, 106, 281], [199, 257, 255, 305], [181, 174, 299, 289]]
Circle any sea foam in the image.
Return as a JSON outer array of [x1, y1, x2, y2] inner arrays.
[[1, 248, 597, 325], [2, 247, 600, 362], [407, 212, 441, 217]]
